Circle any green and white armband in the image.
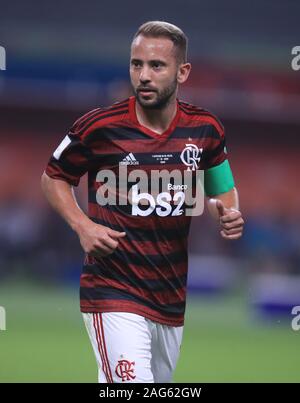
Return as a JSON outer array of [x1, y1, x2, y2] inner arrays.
[[204, 159, 235, 197]]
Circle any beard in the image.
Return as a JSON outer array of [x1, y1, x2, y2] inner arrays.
[[133, 78, 178, 110]]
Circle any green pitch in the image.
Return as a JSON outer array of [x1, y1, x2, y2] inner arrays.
[[0, 281, 299, 382]]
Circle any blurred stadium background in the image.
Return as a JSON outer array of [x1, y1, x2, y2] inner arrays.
[[0, 0, 300, 382]]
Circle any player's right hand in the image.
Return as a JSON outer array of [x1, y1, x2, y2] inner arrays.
[[77, 221, 126, 258]]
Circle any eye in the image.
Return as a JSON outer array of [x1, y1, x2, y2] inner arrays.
[[152, 62, 162, 69], [131, 60, 142, 68]]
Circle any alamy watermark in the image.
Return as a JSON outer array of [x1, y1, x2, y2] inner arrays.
[[291, 46, 300, 71], [0, 306, 6, 331], [0, 46, 6, 70], [291, 306, 300, 331], [53, 139, 207, 217], [95, 165, 205, 217], [291, 305, 300, 331]]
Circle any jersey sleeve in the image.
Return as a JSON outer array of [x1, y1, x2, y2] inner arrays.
[[45, 119, 94, 186], [203, 120, 228, 169], [202, 118, 235, 196]]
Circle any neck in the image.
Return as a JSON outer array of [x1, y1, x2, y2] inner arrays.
[[135, 95, 178, 135]]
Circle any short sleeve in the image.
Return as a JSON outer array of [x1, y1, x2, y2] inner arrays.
[[203, 121, 228, 169], [45, 122, 94, 186]]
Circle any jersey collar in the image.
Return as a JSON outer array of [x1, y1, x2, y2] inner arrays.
[[128, 96, 180, 139]]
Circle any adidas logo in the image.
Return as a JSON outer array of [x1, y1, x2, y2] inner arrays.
[[120, 153, 139, 165]]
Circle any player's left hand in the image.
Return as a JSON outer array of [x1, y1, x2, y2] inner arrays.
[[215, 199, 244, 240]]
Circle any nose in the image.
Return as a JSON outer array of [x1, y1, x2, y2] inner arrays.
[[139, 66, 151, 83]]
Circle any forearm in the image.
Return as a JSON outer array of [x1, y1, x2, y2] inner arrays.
[[41, 172, 90, 233], [207, 187, 239, 220]]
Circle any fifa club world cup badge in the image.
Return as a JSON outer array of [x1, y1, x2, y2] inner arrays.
[[115, 359, 136, 381]]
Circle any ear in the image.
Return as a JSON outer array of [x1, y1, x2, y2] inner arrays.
[[177, 63, 192, 84]]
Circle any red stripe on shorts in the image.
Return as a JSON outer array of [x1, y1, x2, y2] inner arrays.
[[97, 313, 113, 382], [93, 313, 112, 383]]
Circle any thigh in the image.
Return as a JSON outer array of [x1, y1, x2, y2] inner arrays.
[[151, 323, 184, 383], [82, 312, 154, 383]]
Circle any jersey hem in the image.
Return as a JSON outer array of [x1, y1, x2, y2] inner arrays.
[[80, 300, 184, 327]]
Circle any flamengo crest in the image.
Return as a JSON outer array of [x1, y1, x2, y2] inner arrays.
[[180, 143, 203, 171], [115, 359, 136, 381]]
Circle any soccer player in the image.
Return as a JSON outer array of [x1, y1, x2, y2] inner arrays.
[[41, 21, 244, 383]]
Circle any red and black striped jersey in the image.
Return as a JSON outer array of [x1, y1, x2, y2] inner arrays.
[[45, 96, 228, 326]]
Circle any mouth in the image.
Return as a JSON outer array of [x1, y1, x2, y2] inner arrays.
[[137, 88, 156, 96]]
